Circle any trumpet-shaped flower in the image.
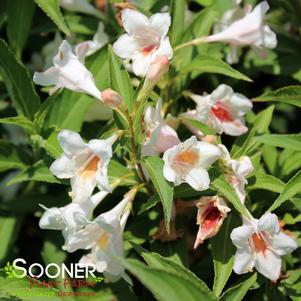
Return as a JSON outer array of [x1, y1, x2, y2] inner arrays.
[[39, 190, 109, 237], [59, 0, 102, 18], [187, 84, 252, 136], [113, 9, 173, 77], [33, 40, 102, 100], [50, 130, 117, 202], [206, 1, 277, 51], [163, 136, 221, 191], [142, 99, 180, 157], [75, 22, 109, 62], [231, 213, 297, 281], [66, 190, 136, 282], [194, 196, 231, 248], [219, 144, 253, 203]]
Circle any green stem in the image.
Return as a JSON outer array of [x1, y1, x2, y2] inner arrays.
[[174, 36, 208, 52]]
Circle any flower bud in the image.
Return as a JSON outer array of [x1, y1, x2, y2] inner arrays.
[[146, 55, 169, 83], [101, 88, 122, 108]]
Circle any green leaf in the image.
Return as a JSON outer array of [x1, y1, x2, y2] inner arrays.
[[7, 160, 62, 185], [194, 0, 214, 6], [123, 259, 218, 301], [30, 134, 62, 158], [170, 0, 185, 46], [231, 106, 274, 158], [0, 276, 64, 301], [132, 243, 217, 300], [150, 237, 188, 267], [0, 140, 28, 172], [138, 194, 160, 215], [143, 156, 174, 232], [221, 273, 257, 301], [7, 0, 35, 57], [269, 169, 301, 212], [0, 215, 23, 265], [34, 0, 70, 36], [254, 134, 301, 151], [108, 45, 134, 112], [108, 160, 137, 186], [211, 175, 248, 216], [248, 173, 285, 193], [0, 116, 36, 133], [0, 39, 40, 120], [181, 117, 215, 135], [211, 214, 239, 297], [180, 55, 252, 82], [44, 47, 109, 131], [253, 86, 301, 108]]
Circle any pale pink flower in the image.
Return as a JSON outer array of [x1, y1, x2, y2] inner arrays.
[[187, 84, 252, 136], [231, 213, 297, 281], [113, 9, 173, 77]]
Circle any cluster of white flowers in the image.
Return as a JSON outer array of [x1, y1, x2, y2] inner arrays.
[[33, 2, 297, 283]]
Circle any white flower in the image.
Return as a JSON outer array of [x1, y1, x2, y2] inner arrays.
[[50, 130, 117, 202], [206, 1, 277, 50], [39, 190, 109, 234], [219, 144, 253, 203], [142, 99, 180, 157], [66, 189, 136, 282], [113, 9, 173, 77], [231, 213, 297, 281], [59, 0, 102, 18], [75, 22, 109, 63], [163, 136, 221, 191], [194, 196, 231, 248], [188, 84, 252, 136], [33, 40, 102, 100]]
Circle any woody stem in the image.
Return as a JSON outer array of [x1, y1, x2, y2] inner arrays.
[[124, 109, 150, 190]]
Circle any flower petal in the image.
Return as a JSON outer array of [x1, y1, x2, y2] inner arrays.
[[132, 52, 153, 77], [221, 119, 248, 136], [255, 249, 281, 281], [39, 205, 64, 230], [33, 67, 60, 87], [195, 141, 222, 169], [88, 139, 113, 164], [71, 173, 97, 202], [155, 37, 173, 59], [257, 213, 279, 235], [185, 168, 210, 191], [230, 93, 253, 116], [231, 224, 254, 248], [49, 154, 79, 178], [58, 130, 87, 157], [121, 9, 149, 36], [272, 232, 297, 256], [95, 163, 111, 192], [113, 34, 139, 59], [149, 13, 171, 37], [233, 247, 255, 274]]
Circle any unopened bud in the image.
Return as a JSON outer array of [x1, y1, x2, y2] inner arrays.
[[146, 55, 169, 83], [101, 88, 122, 108]]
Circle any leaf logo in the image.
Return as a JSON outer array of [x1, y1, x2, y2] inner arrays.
[[3, 262, 15, 278], [93, 276, 104, 283]]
